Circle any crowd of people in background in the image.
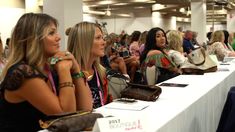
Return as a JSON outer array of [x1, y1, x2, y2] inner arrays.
[[1, 12, 235, 131]]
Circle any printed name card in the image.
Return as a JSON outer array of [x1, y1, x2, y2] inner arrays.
[[92, 116, 148, 132]]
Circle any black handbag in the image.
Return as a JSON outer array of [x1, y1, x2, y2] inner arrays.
[[39, 111, 103, 132], [120, 83, 162, 101]]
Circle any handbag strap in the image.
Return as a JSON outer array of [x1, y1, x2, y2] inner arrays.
[[188, 48, 206, 66]]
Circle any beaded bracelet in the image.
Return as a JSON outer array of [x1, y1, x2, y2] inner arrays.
[[71, 71, 85, 79], [59, 82, 74, 89]]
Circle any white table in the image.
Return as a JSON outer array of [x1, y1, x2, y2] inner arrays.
[[95, 63, 235, 132]]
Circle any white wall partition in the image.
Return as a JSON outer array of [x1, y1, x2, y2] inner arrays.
[[191, 1, 207, 44], [0, 8, 25, 47], [100, 16, 152, 35], [0, 0, 25, 47], [227, 10, 235, 33], [152, 12, 176, 31], [43, 0, 83, 50]]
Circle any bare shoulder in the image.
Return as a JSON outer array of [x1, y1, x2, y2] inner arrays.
[[147, 50, 162, 57]]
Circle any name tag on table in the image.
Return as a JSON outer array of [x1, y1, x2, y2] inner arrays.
[[92, 116, 148, 132], [104, 100, 149, 111]]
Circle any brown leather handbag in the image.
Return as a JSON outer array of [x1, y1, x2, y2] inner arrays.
[[39, 111, 103, 132], [120, 83, 162, 101]]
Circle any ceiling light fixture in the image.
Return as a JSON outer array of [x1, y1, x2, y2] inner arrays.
[[106, 5, 111, 16], [106, 10, 111, 16], [179, 8, 185, 13], [186, 7, 191, 16], [99, 1, 112, 5], [114, 3, 128, 6], [146, 1, 156, 4]]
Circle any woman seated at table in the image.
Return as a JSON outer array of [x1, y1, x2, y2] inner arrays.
[[140, 27, 181, 84], [167, 30, 187, 67], [67, 22, 112, 109], [0, 13, 93, 132], [112, 37, 139, 82], [104, 35, 129, 77], [207, 30, 235, 61]]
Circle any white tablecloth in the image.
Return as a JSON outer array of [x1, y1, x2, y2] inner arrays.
[[95, 63, 235, 132]]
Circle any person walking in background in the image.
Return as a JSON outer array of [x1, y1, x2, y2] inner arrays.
[[0, 13, 91, 132]]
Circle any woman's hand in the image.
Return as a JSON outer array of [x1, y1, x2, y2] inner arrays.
[[51, 51, 82, 73], [52, 51, 73, 72]]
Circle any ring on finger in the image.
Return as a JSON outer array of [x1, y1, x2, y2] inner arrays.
[[65, 51, 70, 56]]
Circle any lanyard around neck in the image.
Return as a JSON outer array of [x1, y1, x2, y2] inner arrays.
[[94, 67, 104, 106], [44, 65, 57, 95]]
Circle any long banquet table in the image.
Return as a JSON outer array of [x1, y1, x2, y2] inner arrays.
[[95, 62, 235, 132]]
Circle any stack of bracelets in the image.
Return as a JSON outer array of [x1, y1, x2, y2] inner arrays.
[[59, 82, 74, 89], [59, 71, 87, 89]]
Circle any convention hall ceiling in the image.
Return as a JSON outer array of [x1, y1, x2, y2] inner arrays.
[[83, 0, 235, 23]]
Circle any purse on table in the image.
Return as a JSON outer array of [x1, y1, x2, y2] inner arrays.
[[180, 47, 217, 74], [120, 83, 162, 101], [39, 111, 103, 132]]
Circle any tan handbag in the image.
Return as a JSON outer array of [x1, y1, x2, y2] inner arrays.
[[181, 47, 217, 74]]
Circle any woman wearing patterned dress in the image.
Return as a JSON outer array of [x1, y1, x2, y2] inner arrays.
[[207, 30, 235, 61], [140, 27, 181, 84]]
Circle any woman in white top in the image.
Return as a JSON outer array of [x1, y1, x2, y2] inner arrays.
[[207, 30, 235, 61], [167, 30, 187, 67]]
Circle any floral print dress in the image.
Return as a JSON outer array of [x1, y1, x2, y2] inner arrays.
[[207, 42, 231, 61], [141, 52, 179, 84]]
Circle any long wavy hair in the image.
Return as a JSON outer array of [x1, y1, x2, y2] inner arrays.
[[0, 13, 58, 81], [67, 22, 106, 81], [140, 27, 167, 64]]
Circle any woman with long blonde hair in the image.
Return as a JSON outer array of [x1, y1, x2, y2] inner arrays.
[[0, 13, 91, 131], [67, 22, 111, 108]]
